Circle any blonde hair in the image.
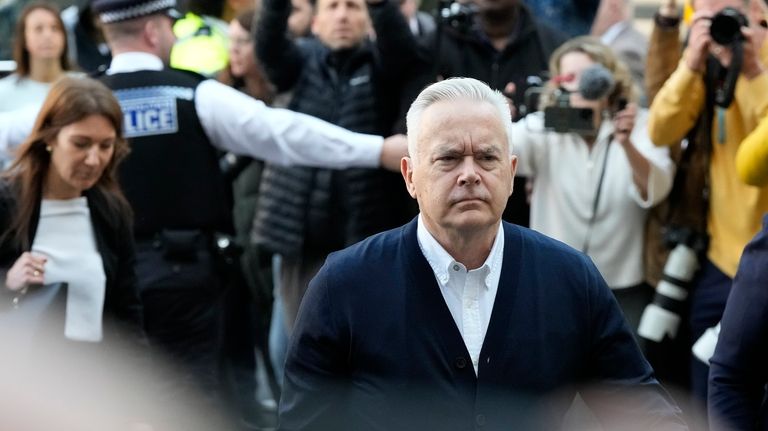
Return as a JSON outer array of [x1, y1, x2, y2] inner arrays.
[[541, 36, 638, 112]]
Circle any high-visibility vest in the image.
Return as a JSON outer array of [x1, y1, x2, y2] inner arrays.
[[171, 12, 229, 76]]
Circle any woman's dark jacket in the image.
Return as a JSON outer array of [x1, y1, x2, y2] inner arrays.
[[0, 180, 144, 345]]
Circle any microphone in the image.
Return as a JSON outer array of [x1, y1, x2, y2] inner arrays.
[[578, 65, 615, 101]]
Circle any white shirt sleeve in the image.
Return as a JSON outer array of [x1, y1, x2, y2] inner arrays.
[[0, 104, 40, 155], [626, 109, 675, 208], [195, 80, 383, 169]]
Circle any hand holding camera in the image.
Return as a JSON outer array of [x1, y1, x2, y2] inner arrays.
[[685, 6, 764, 78]]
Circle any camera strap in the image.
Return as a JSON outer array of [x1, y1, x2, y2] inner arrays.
[[715, 42, 743, 108], [581, 134, 613, 254]]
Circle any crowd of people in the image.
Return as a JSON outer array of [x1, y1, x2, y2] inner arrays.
[[0, 0, 767, 430]]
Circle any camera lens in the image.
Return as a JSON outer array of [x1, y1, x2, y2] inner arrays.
[[710, 7, 747, 45]]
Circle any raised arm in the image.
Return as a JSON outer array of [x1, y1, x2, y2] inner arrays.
[[255, 0, 305, 92], [368, 0, 426, 81]]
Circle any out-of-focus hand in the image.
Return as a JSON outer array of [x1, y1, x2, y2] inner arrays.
[[5, 252, 46, 292], [660, 0, 678, 18], [613, 102, 637, 146], [685, 10, 715, 73], [381, 134, 409, 172]]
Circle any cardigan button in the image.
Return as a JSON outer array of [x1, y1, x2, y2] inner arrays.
[[475, 414, 486, 426], [454, 357, 467, 369]]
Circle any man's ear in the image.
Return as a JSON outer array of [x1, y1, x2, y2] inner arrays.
[[401, 156, 417, 198], [144, 18, 159, 47], [508, 155, 518, 196]]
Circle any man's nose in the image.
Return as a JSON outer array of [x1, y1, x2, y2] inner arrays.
[[457, 158, 481, 186]]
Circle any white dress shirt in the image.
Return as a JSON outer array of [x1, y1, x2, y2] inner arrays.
[[512, 110, 675, 288], [0, 52, 384, 170], [416, 215, 504, 375], [32, 198, 106, 342]]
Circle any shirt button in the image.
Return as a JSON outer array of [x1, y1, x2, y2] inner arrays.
[[454, 357, 467, 369], [476, 414, 486, 426], [453, 264, 460, 271], [172, 264, 181, 273]]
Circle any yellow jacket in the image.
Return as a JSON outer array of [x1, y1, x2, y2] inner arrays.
[[648, 48, 768, 277]]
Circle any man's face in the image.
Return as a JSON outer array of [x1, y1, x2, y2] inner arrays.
[[311, 0, 371, 50], [402, 99, 516, 236]]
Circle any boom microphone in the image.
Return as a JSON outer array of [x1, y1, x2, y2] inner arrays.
[[578, 65, 615, 101]]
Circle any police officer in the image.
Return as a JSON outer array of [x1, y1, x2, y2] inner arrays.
[[80, 0, 407, 407]]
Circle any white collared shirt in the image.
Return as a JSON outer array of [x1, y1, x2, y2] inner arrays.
[[0, 52, 384, 170], [416, 215, 504, 375]]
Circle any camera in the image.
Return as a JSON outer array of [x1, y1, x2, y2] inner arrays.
[[437, 0, 476, 33], [542, 92, 595, 134], [527, 64, 616, 134], [710, 7, 748, 45], [638, 227, 707, 343]]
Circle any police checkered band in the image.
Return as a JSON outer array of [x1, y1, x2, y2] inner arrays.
[[98, 0, 176, 23]]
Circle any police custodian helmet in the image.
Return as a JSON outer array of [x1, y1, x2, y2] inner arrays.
[[91, 0, 182, 24]]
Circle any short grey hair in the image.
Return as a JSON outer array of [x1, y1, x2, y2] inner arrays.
[[405, 77, 514, 161]]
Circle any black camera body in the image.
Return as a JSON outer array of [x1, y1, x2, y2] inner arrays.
[[437, 0, 476, 33], [543, 104, 595, 134], [538, 89, 596, 134], [710, 7, 748, 45]]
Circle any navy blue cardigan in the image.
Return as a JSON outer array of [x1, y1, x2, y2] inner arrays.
[[279, 218, 686, 430], [709, 215, 768, 431]]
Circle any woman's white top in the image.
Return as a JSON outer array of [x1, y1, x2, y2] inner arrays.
[[31, 197, 106, 342], [0, 74, 52, 112], [511, 110, 675, 289]]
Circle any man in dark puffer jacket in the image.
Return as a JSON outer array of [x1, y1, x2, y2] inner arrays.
[[254, 0, 418, 337]]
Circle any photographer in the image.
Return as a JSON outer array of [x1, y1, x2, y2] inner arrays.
[[398, 0, 567, 227], [511, 37, 675, 333], [647, 0, 768, 409]]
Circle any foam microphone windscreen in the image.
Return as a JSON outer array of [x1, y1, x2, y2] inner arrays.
[[578, 64, 615, 101]]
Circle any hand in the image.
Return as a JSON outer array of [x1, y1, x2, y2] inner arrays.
[[660, 0, 678, 18], [380, 134, 409, 172], [613, 102, 637, 145], [5, 252, 47, 291], [684, 10, 715, 73], [741, 25, 767, 79]]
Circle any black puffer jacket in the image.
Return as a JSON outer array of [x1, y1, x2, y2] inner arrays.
[[253, 0, 416, 256]]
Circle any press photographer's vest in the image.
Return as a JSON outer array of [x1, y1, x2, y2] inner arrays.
[[99, 70, 230, 237]]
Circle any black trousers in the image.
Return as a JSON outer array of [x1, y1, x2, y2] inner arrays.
[[135, 238, 224, 403]]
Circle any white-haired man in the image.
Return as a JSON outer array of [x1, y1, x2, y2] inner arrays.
[[279, 77, 687, 431]]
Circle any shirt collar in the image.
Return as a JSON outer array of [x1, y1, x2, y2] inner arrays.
[[416, 214, 504, 288], [107, 52, 164, 75]]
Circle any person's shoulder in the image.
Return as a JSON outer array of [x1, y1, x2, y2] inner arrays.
[[0, 73, 21, 91], [326, 224, 408, 268], [506, 222, 593, 270]]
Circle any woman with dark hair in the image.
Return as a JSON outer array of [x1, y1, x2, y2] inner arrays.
[[0, 2, 76, 112], [0, 76, 143, 345]]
